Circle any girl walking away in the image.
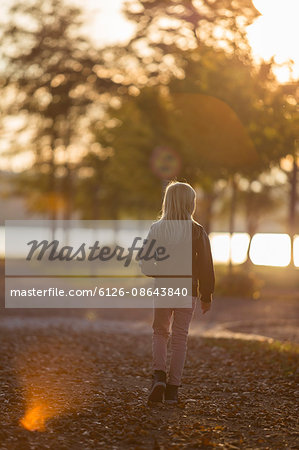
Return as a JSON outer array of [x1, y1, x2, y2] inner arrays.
[[141, 181, 215, 405]]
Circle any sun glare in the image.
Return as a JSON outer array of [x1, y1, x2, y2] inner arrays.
[[249, 233, 291, 267], [82, 0, 299, 83], [71, 0, 135, 47], [210, 233, 230, 264], [248, 0, 299, 82], [210, 233, 250, 265], [209, 232, 297, 267]]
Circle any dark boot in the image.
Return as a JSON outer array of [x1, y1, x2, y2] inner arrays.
[[147, 370, 166, 404], [165, 383, 179, 404]]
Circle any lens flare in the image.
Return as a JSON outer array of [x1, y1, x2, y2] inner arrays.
[[20, 403, 51, 432], [17, 336, 97, 432]]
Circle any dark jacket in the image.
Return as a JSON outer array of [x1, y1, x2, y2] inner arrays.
[[191, 221, 215, 302], [140, 220, 215, 303]]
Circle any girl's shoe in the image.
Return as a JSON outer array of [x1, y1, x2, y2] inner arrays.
[[147, 370, 166, 404], [165, 384, 179, 404]]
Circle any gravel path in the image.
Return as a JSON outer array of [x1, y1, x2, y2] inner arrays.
[[0, 295, 298, 449], [0, 322, 298, 448]]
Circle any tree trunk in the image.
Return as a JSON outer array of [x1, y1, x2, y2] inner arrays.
[[228, 175, 238, 274], [49, 145, 57, 222], [202, 191, 215, 235], [194, 189, 215, 234], [289, 154, 298, 267], [245, 233, 254, 267], [49, 144, 57, 241], [245, 209, 257, 267], [62, 164, 73, 221]]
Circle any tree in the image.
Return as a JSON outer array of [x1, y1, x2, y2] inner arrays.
[[241, 183, 283, 264], [95, 46, 296, 225], [171, 49, 297, 245], [95, 86, 182, 218], [119, 1, 296, 238], [124, 0, 259, 61], [169, 48, 295, 173], [0, 0, 118, 219], [75, 149, 121, 220]]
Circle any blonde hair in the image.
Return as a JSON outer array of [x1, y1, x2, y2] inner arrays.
[[161, 181, 196, 220], [152, 181, 196, 244]]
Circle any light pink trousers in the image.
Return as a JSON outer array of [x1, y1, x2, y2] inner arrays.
[[152, 299, 196, 386]]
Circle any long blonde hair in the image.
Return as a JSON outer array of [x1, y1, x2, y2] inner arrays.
[[160, 181, 196, 220], [153, 181, 196, 243]]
